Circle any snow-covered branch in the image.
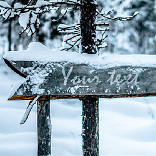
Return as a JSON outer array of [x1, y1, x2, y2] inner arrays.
[[97, 9, 139, 21], [96, 27, 109, 51], [0, 0, 80, 36], [58, 23, 80, 34], [0, 0, 139, 51], [0, 1, 80, 11], [58, 23, 81, 51]]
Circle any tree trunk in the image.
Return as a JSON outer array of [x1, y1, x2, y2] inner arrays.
[[80, 0, 99, 156], [80, 0, 97, 54], [37, 97, 51, 156], [8, 19, 12, 51]]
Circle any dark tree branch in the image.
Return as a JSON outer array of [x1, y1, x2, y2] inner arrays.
[[62, 36, 81, 51]]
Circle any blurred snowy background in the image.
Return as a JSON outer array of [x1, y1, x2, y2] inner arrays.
[[0, 0, 156, 155]]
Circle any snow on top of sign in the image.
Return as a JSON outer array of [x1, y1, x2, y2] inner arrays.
[[3, 42, 156, 68]]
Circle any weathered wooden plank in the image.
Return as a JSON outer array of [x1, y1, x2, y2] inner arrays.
[[5, 60, 156, 100]]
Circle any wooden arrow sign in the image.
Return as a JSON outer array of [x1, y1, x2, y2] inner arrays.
[[3, 43, 156, 100], [3, 59, 156, 100]]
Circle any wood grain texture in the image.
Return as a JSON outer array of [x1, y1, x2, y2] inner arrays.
[[82, 97, 99, 156], [37, 98, 51, 156], [5, 60, 156, 100]]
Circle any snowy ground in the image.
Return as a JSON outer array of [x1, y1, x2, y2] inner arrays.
[[1, 63, 156, 156]]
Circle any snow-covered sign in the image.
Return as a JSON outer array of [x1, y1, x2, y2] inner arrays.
[[3, 42, 156, 100]]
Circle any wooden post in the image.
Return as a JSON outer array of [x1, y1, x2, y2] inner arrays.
[[37, 97, 51, 156], [80, 0, 99, 155], [82, 97, 99, 156]]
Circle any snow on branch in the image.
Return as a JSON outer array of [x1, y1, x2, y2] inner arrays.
[[94, 8, 139, 52], [58, 23, 80, 34], [0, 0, 138, 50], [20, 95, 40, 124], [0, 0, 80, 36], [96, 28, 109, 49], [58, 23, 81, 51], [0, 0, 80, 11], [97, 9, 139, 21]]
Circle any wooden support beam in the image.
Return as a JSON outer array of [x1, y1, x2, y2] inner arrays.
[[81, 97, 99, 156], [37, 97, 51, 156]]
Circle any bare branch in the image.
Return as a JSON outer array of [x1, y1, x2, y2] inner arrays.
[[66, 33, 80, 42], [23, 0, 33, 10], [62, 36, 81, 51], [56, 9, 68, 23], [2, 8, 12, 23], [95, 23, 109, 26]]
